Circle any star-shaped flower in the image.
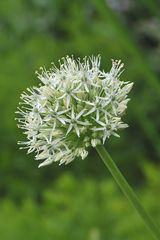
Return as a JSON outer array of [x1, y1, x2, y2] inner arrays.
[[65, 108, 90, 137]]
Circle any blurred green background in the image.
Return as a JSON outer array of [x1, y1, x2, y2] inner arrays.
[[0, 0, 160, 239]]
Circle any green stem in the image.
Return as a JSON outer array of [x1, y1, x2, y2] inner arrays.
[[96, 144, 160, 240]]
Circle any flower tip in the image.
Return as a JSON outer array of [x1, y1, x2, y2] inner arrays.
[[38, 160, 52, 168]]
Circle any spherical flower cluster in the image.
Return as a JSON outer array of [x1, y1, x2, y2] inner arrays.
[[16, 56, 133, 167]]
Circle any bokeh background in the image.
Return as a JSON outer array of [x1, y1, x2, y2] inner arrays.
[[0, 0, 160, 239]]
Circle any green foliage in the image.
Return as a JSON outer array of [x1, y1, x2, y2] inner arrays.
[[0, 167, 160, 240]]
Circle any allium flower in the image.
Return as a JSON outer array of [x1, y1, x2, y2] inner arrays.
[[16, 56, 133, 167]]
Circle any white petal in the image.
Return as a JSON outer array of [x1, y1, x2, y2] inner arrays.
[[66, 95, 71, 108], [38, 158, 53, 168], [74, 124, 80, 137], [66, 124, 73, 135], [96, 110, 99, 121], [76, 109, 86, 119], [84, 107, 95, 116], [57, 117, 66, 125], [71, 108, 75, 119]]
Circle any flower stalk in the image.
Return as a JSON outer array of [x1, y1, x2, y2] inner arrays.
[[96, 144, 160, 240]]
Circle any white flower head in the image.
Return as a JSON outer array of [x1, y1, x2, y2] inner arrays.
[[16, 55, 133, 167]]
